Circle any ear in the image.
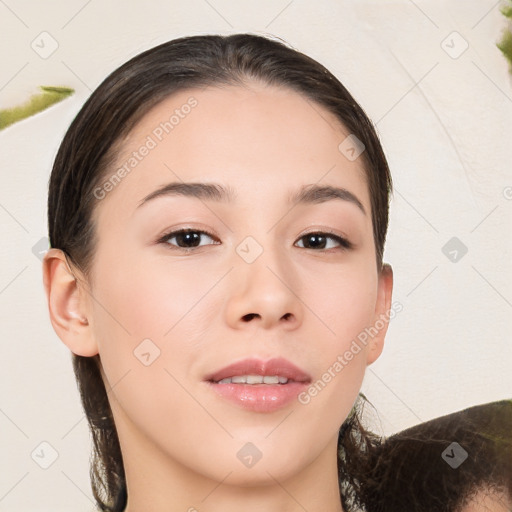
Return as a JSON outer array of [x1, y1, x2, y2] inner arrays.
[[42, 248, 99, 357], [366, 263, 393, 365]]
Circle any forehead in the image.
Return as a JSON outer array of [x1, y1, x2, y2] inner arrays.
[[94, 82, 370, 221]]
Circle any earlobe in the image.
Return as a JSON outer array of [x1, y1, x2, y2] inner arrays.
[[366, 263, 394, 366], [42, 248, 99, 357]]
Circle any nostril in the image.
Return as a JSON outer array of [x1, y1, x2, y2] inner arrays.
[[243, 313, 259, 322]]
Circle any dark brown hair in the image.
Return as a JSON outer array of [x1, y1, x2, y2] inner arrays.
[[47, 33, 392, 511], [362, 400, 512, 512]]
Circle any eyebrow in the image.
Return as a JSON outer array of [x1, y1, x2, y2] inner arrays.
[[137, 181, 366, 215], [137, 182, 236, 208], [290, 183, 366, 215]]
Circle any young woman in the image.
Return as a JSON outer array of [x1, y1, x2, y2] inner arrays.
[[41, 33, 509, 512]]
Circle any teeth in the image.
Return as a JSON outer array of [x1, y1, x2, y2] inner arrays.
[[216, 375, 289, 385]]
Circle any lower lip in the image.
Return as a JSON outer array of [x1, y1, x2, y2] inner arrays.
[[205, 381, 309, 413]]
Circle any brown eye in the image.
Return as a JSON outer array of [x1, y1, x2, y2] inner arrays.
[[159, 229, 219, 250], [296, 232, 351, 251]]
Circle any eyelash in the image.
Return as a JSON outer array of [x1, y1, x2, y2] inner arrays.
[[156, 228, 352, 252]]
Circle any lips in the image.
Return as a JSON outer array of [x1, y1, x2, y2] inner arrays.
[[204, 357, 312, 384], [203, 357, 312, 413]]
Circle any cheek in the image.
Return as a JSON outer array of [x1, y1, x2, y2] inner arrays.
[[310, 262, 378, 349], [293, 263, 378, 417], [89, 252, 217, 451], [91, 248, 214, 342], [88, 248, 224, 407]]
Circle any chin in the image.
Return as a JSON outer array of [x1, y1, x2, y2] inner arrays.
[[216, 463, 302, 488]]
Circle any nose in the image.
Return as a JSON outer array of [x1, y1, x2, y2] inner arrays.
[[224, 243, 303, 331]]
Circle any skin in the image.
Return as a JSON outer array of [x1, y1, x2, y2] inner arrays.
[[459, 488, 512, 512], [43, 82, 393, 512]]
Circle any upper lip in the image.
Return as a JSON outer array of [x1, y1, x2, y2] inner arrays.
[[204, 357, 311, 383]]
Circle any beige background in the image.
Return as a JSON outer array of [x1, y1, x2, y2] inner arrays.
[[1, 0, 511, 510]]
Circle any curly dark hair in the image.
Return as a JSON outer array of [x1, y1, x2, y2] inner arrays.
[[361, 399, 512, 512]]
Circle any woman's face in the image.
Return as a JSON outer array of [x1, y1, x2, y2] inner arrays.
[[76, 83, 392, 485]]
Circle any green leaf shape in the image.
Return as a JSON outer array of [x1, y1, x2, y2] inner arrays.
[[498, 28, 512, 67], [501, 2, 512, 18], [498, 0, 512, 73], [0, 85, 74, 131]]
